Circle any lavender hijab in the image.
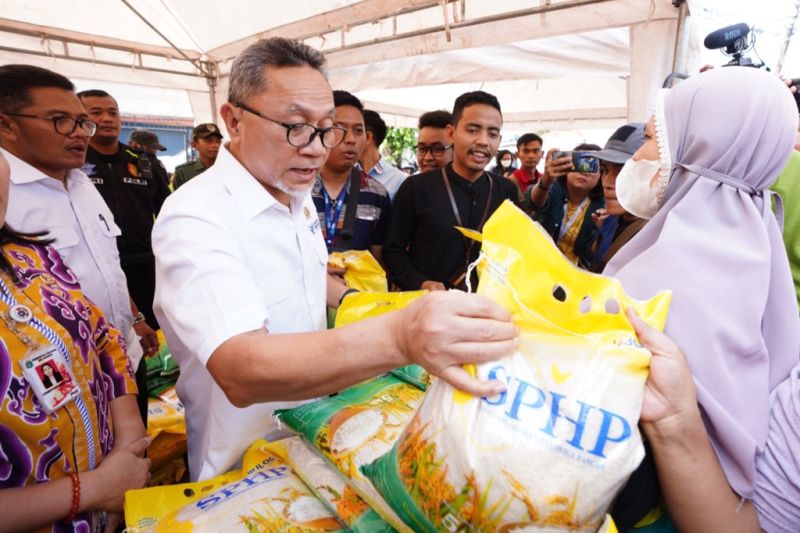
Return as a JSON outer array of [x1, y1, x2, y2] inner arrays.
[[604, 67, 800, 499]]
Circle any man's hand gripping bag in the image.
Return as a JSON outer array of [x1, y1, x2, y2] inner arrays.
[[363, 201, 671, 532]]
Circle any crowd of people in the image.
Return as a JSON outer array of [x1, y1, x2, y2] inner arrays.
[[0, 33, 799, 533]]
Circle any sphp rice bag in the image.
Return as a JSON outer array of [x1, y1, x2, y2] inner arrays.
[[363, 202, 670, 532], [328, 249, 388, 292], [276, 376, 424, 533], [273, 436, 395, 532], [124, 438, 346, 532]]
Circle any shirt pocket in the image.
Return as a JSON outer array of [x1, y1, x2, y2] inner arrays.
[[96, 209, 122, 239]]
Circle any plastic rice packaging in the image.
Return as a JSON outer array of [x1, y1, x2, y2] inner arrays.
[[362, 201, 671, 532], [333, 290, 426, 328], [124, 438, 346, 532], [390, 364, 431, 391], [273, 435, 395, 532], [146, 386, 186, 438], [334, 291, 430, 391], [328, 249, 388, 292], [276, 376, 425, 533]]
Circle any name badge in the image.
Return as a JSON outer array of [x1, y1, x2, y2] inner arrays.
[[20, 345, 80, 413]]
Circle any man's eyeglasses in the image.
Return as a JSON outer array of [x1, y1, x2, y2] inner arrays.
[[4, 113, 97, 136], [235, 102, 346, 148], [416, 144, 452, 156]]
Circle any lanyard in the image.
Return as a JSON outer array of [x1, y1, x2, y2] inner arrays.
[[322, 178, 349, 251], [558, 196, 590, 241], [441, 167, 494, 230]]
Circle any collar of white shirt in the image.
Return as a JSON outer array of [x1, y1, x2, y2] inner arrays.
[[215, 144, 307, 220], [2, 148, 90, 188]]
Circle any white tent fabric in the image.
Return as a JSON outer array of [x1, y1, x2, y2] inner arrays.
[[2, 0, 797, 134], [0, 0, 683, 131]]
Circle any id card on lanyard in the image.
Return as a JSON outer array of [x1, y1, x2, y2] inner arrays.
[[3, 300, 81, 413]]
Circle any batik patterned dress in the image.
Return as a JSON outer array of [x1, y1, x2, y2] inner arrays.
[[0, 240, 136, 532]]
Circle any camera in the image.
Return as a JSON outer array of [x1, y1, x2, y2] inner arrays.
[[704, 23, 799, 111], [552, 151, 599, 174]]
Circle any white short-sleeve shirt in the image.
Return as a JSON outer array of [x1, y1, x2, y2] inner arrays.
[[3, 148, 143, 368], [152, 145, 328, 480]]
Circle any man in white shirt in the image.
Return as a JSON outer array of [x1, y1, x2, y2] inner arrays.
[[360, 109, 408, 202], [152, 37, 518, 481], [0, 65, 159, 423]]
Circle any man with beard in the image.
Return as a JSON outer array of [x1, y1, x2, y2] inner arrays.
[[151, 39, 519, 481], [383, 91, 518, 291], [312, 91, 390, 260]]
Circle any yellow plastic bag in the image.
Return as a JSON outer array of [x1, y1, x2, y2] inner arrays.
[[362, 201, 670, 532], [329, 250, 388, 292], [124, 439, 346, 532], [146, 386, 186, 439]]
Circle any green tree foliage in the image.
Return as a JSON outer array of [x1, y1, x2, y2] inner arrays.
[[383, 126, 417, 167]]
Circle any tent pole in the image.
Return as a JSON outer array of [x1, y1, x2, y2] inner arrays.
[[121, 0, 211, 78]]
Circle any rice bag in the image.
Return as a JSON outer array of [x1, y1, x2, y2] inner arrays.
[[276, 376, 424, 533], [273, 436, 395, 533], [124, 438, 346, 532], [390, 364, 431, 391], [362, 201, 671, 532], [328, 249, 388, 292], [333, 290, 426, 328], [146, 386, 186, 438]]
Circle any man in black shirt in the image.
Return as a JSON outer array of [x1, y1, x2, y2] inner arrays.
[[78, 90, 170, 330], [384, 91, 518, 291]]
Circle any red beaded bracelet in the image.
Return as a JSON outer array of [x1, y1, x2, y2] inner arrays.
[[66, 472, 80, 522]]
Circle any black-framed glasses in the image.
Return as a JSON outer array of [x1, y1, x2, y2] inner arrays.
[[416, 143, 452, 156], [235, 102, 346, 148], [4, 113, 97, 136]]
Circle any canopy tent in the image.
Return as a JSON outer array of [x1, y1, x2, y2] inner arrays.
[[2, 0, 797, 133], [0, 0, 685, 132]]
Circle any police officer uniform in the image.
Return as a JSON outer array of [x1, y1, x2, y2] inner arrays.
[[82, 143, 170, 329], [173, 123, 223, 190]]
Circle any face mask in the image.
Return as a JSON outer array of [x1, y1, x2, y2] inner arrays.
[[615, 158, 662, 219], [501, 158, 512, 167]]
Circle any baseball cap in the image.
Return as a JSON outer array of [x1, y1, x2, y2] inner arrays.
[[595, 123, 646, 164], [193, 123, 223, 140], [129, 130, 167, 151]]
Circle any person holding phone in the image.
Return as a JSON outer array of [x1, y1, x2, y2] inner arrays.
[[524, 143, 604, 269]]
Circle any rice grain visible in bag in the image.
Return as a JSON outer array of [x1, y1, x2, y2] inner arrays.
[[276, 376, 424, 533], [124, 439, 346, 532], [273, 436, 396, 532], [363, 202, 670, 532]]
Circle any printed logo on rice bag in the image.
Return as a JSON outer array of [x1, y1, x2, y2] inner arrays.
[[124, 439, 346, 532], [363, 202, 670, 532]]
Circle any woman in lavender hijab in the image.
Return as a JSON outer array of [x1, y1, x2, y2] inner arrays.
[[606, 66, 799, 532]]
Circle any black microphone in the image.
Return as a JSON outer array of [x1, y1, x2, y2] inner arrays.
[[704, 23, 750, 50]]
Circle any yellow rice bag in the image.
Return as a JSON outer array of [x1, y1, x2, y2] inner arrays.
[[124, 439, 346, 532], [363, 201, 670, 532], [146, 386, 186, 438], [329, 249, 388, 292]]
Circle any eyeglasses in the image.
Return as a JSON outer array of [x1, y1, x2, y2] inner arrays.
[[416, 143, 452, 156], [234, 102, 346, 148], [4, 113, 97, 136]]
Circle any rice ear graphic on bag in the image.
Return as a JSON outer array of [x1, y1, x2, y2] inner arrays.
[[272, 436, 395, 533], [124, 439, 346, 532], [276, 376, 424, 533], [363, 201, 671, 532]]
